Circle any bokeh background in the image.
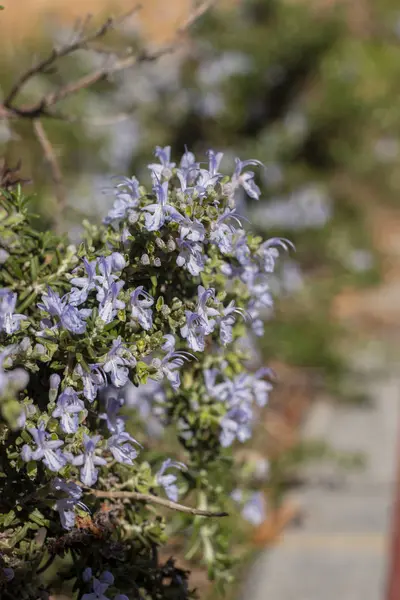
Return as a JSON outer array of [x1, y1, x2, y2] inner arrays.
[[2, 0, 400, 598]]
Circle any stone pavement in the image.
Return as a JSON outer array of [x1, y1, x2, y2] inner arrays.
[[240, 346, 400, 600]]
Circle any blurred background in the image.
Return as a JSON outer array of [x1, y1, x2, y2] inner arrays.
[[1, 0, 400, 598]]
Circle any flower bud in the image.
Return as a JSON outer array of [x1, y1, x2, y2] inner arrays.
[[110, 252, 126, 271]]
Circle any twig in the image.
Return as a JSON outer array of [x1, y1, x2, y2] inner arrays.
[[83, 485, 228, 518], [1, 0, 213, 119], [0, 0, 213, 223], [3, 5, 142, 108], [33, 119, 66, 232]]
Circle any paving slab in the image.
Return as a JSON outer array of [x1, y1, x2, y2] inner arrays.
[[240, 369, 400, 600]]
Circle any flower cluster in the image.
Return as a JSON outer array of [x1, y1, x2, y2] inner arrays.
[[0, 147, 290, 598]]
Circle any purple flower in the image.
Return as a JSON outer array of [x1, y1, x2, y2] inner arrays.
[[52, 387, 85, 434], [148, 145, 176, 181], [176, 240, 205, 276], [209, 209, 243, 254], [177, 148, 200, 189], [52, 477, 83, 529], [102, 337, 136, 388], [220, 406, 253, 448], [66, 434, 106, 487], [204, 368, 225, 399], [69, 258, 97, 306], [21, 423, 66, 472], [178, 216, 206, 242], [38, 288, 91, 335], [218, 301, 247, 346], [124, 380, 165, 438], [99, 395, 125, 433], [152, 335, 195, 390], [196, 286, 219, 334], [257, 238, 294, 273], [95, 255, 124, 302], [234, 234, 251, 266], [156, 458, 187, 502], [75, 363, 106, 403], [130, 287, 154, 330], [248, 278, 273, 310], [82, 570, 115, 600], [232, 158, 264, 200], [99, 281, 125, 324], [242, 492, 266, 526], [180, 311, 206, 352], [251, 368, 273, 407], [195, 168, 222, 197], [107, 431, 141, 464], [0, 347, 29, 398], [0, 289, 27, 334], [206, 149, 224, 177], [2, 567, 14, 582], [104, 176, 140, 225], [142, 181, 182, 232]]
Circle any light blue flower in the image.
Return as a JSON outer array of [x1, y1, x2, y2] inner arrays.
[[102, 337, 136, 388], [251, 368, 274, 407], [242, 492, 266, 526], [130, 287, 154, 330], [180, 311, 207, 352], [232, 158, 264, 200], [99, 281, 125, 324], [178, 216, 206, 243], [142, 181, 182, 232], [257, 237, 294, 273], [38, 288, 91, 335], [66, 434, 106, 487], [218, 300, 247, 346], [21, 423, 66, 472], [52, 477, 83, 529], [0, 289, 27, 334], [107, 431, 141, 465], [176, 240, 205, 276], [219, 406, 253, 448], [196, 285, 219, 334], [75, 363, 106, 403], [156, 458, 187, 502], [82, 570, 115, 600], [103, 176, 140, 225], [52, 387, 85, 434], [206, 149, 224, 177], [69, 258, 97, 306], [151, 335, 195, 390], [99, 395, 125, 433], [148, 145, 176, 181]]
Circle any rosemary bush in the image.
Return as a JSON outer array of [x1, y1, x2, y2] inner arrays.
[[0, 147, 289, 599]]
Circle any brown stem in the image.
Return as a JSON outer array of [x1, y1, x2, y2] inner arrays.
[[83, 486, 228, 518], [3, 5, 142, 108], [33, 118, 66, 232]]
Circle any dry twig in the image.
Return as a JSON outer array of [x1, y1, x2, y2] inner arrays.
[[82, 485, 228, 518], [32, 119, 66, 232], [0, 0, 213, 226]]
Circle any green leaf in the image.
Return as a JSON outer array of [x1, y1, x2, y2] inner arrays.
[[26, 461, 37, 480]]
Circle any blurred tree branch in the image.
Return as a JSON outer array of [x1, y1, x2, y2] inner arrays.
[[0, 0, 213, 226]]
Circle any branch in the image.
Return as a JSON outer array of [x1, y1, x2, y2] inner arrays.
[[83, 486, 228, 518], [3, 5, 142, 108], [32, 119, 66, 232], [2, 0, 213, 119]]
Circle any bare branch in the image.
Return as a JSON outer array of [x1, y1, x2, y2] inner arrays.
[[2, 0, 213, 119], [83, 485, 228, 518], [32, 119, 66, 233], [4, 4, 142, 108]]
